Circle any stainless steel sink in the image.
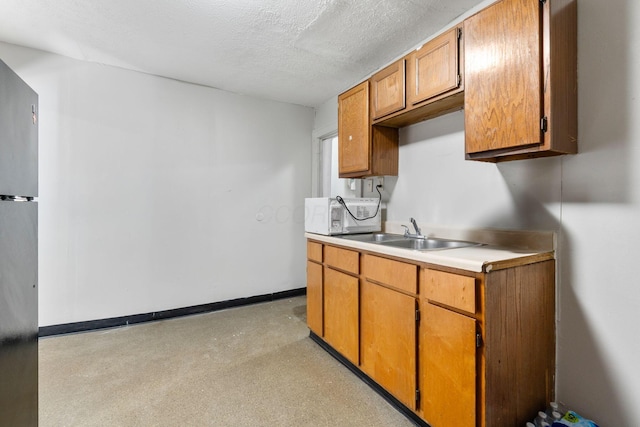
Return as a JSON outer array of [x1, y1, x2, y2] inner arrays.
[[337, 233, 481, 251], [337, 233, 405, 243], [380, 237, 480, 251]]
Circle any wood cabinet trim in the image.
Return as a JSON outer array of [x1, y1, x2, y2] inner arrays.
[[365, 278, 418, 298]]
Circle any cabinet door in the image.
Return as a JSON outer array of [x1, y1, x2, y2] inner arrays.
[[361, 280, 417, 409], [408, 27, 460, 106], [371, 59, 406, 120], [464, 0, 541, 154], [420, 302, 476, 427], [324, 267, 359, 364], [306, 260, 323, 336], [338, 81, 370, 175]]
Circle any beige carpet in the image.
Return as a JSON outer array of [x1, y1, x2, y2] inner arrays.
[[39, 296, 415, 426]]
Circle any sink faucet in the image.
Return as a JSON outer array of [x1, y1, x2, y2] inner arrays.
[[410, 218, 422, 236], [403, 218, 425, 239]]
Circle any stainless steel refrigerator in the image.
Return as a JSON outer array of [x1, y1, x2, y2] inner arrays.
[[0, 58, 38, 426]]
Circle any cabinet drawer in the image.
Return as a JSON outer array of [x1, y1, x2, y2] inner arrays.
[[363, 255, 417, 294], [307, 241, 323, 263], [422, 269, 476, 314], [325, 245, 359, 274]]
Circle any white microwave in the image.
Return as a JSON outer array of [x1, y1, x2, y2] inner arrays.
[[304, 197, 381, 235]]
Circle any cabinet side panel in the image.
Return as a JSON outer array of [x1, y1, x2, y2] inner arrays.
[[464, 0, 542, 153], [483, 260, 555, 425], [370, 125, 399, 176], [546, 0, 578, 154]]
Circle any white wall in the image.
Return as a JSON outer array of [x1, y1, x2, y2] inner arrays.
[[556, 0, 640, 424], [0, 42, 314, 327], [313, 0, 640, 424]]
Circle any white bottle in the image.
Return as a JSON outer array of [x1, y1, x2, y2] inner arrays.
[[535, 411, 550, 427], [549, 401, 566, 418]]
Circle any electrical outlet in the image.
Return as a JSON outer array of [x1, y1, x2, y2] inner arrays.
[[374, 176, 384, 189], [365, 179, 373, 192]]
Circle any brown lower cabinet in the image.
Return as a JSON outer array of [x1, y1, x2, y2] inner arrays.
[[323, 267, 359, 365], [360, 279, 417, 409], [420, 272, 477, 427], [322, 245, 360, 365], [306, 239, 555, 427], [306, 241, 323, 336]]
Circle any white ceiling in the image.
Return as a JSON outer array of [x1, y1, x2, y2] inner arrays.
[[0, 0, 485, 107]]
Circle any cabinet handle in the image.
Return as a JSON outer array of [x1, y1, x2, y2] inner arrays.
[[541, 116, 548, 132]]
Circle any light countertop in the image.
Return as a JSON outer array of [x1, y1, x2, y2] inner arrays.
[[305, 232, 555, 273]]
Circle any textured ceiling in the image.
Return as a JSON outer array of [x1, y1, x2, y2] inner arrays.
[[0, 0, 486, 107]]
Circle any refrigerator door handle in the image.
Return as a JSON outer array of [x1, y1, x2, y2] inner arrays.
[[0, 195, 35, 201]]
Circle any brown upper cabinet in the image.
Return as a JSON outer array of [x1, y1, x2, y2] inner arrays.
[[464, 0, 577, 161], [371, 59, 406, 120], [371, 25, 465, 128], [338, 0, 576, 166], [407, 27, 462, 107], [338, 81, 399, 178]]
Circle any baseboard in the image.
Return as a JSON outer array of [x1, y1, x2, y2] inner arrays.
[[39, 288, 306, 337], [309, 331, 428, 427]]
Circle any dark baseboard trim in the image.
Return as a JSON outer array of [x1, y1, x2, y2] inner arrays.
[[309, 331, 429, 427], [39, 288, 306, 337]]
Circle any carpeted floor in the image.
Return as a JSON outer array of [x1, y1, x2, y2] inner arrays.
[[38, 296, 415, 426]]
